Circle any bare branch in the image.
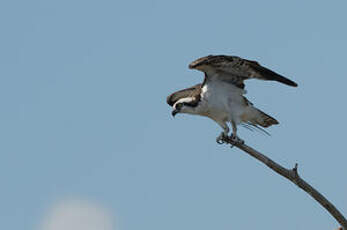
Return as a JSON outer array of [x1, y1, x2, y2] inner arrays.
[[221, 136, 347, 230]]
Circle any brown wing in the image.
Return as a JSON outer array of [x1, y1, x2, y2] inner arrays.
[[245, 59, 298, 87], [166, 84, 202, 107], [189, 55, 297, 87]]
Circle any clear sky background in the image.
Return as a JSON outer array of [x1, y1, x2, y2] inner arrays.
[[1, 0, 347, 229]]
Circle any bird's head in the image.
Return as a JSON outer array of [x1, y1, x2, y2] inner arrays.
[[172, 98, 196, 117]]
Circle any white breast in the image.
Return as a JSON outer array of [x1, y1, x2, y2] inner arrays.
[[200, 80, 247, 124]]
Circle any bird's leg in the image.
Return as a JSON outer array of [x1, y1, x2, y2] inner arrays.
[[230, 121, 244, 144], [216, 122, 229, 144]]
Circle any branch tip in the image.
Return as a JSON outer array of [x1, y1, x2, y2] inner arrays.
[[293, 163, 298, 172], [291, 163, 299, 178]]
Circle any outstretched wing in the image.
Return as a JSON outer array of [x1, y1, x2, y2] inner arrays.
[[189, 55, 297, 87], [166, 84, 202, 107]]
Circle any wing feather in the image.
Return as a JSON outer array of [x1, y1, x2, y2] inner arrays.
[[189, 55, 297, 87], [245, 59, 298, 86]]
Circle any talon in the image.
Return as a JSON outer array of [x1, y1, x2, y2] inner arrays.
[[216, 139, 224, 144], [216, 132, 227, 144], [230, 134, 244, 145]]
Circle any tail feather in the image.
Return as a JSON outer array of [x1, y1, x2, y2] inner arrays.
[[241, 123, 271, 136], [255, 109, 279, 128], [242, 107, 279, 128]]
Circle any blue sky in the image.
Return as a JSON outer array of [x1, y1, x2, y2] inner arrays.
[[1, 0, 347, 229]]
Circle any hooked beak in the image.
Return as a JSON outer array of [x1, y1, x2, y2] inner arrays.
[[171, 109, 179, 117]]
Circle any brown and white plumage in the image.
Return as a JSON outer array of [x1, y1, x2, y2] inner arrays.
[[188, 55, 297, 88], [167, 55, 297, 143], [167, 84, 202, 107]]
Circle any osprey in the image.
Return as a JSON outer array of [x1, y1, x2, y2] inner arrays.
[[167, 55, 297, 144]]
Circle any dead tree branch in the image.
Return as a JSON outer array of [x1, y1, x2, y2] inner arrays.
[[221, 136, 347, 230]]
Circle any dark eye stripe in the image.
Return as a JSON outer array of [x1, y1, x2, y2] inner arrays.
[[182, 102, 195, 107]]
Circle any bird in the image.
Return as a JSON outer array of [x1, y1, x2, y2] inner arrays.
[[167, 55, 297, 144]]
